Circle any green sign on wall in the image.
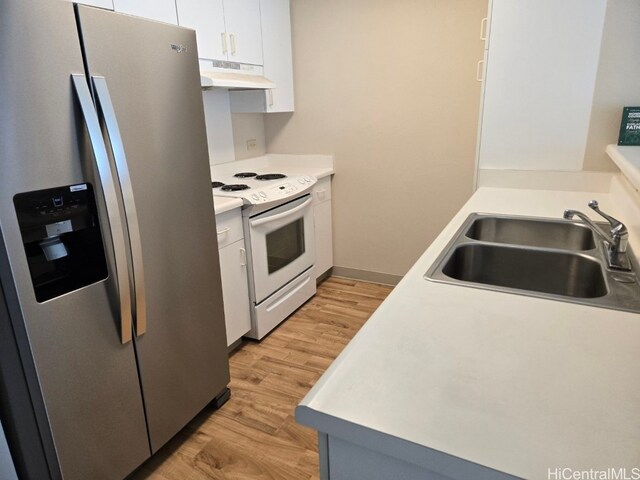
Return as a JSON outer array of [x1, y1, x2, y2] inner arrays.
[[618, 106, 640, 146]]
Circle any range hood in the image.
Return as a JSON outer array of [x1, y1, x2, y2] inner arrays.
[[200, 60, 275, 90]]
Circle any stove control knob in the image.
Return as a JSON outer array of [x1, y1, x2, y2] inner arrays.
[[305, 176, 311, 183], [259, 191, 267, 198], [251, 194, 260, 201], [298, 178, 305, 184]]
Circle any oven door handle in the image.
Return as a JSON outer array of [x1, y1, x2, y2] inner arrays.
[[250, 197, 313, 228]]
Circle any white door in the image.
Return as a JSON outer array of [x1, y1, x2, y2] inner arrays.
[[113, 0, 178, 24], [176, 0, 228, 60], [247, 195, 315, 303], [478, 0, 607, 171], [219, 240, 252, 346], [223, 0, 263, 65]]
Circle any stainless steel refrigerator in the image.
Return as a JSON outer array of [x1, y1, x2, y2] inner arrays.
[[0, 1, 230, 479]]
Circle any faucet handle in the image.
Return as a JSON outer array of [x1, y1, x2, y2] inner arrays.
[[588, 200, 627, 235]]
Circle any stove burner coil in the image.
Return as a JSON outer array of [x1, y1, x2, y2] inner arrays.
[[255, 173, 287, 181], [233, 172, 257, 178], [211, 181, 225, 188], [220, 184, 250, 191]]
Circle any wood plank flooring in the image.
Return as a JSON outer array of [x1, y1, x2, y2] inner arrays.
[[130, 277, 393, 480]]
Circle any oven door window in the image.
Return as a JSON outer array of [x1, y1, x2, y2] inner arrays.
[[266, 218, 305, 274]]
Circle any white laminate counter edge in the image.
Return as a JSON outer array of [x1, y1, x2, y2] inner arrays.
[[606, 144, 640, 193], [213, 196, 243, 215]]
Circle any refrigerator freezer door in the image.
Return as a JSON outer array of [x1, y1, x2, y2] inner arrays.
[[77, 6, 230, 452], [0, 1, 151, 479]]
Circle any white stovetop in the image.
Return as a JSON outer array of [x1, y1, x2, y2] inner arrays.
[[211, 154, 334, 215], [297, 180, 640, 479], [211, 154, 334, 182]]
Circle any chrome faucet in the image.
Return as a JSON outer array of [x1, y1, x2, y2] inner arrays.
[[563, 200, 630, 271]]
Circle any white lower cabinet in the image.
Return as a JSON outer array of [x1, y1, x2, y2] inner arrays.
[[312, 176, 333, 279], [216, 209, 251, 346], [320, 434, 515, 480]]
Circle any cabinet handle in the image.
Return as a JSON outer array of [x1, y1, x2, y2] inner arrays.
[[480, 17, 488, 41], [267, 89, 274, 107], [240, 247, 247, 267], [217, 227, 231, 236], [221, 33, 228, 55], [230, 33, 237, 55], [476, 60, 485, 82]]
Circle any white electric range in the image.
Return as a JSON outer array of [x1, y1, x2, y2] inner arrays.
[[212, 170, 318, 340]]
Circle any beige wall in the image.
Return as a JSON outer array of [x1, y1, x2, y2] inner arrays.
[[583, 0, 640, 171], [264, 0, 487, 277]]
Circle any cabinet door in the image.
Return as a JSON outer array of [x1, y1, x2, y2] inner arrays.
[[113, 0, 178, 24], [223, 0, 263, 65], [72, 0, 114, 9], [262, 0, 294, 112], [219, 240, 252, 346], [229, 0, 294, 113], [176, 0, 227, 61], [314, 201, 333, 279]]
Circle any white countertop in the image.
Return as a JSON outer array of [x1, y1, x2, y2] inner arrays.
[[211, 153, 334, 215], [212, 195, 243, 215], [297, 185, 640, 479], [607, 144, 640, 193], [210, 153, 335, 182]]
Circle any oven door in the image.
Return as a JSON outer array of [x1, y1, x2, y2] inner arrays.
[[247, 195, 315, 303]]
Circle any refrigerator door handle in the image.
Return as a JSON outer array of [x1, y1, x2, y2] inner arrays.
[[92, 76, 147, 337], [71, 74, 133, 344]]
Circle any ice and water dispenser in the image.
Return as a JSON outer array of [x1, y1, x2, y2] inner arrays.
[[13, 184, 108, 302]]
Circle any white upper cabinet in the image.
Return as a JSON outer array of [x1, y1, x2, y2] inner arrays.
[[113, 0, 178, 25], [177, 0, 263, 65], [64, 0, 114, 9], [223, 0, 263, 65], [230, 0, 294, 112], [176, 0, 227, 61]]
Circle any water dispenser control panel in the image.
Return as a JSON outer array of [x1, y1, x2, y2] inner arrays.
[[14, 184, 108, 302]]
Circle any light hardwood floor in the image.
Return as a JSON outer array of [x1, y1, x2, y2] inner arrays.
[[130, 277, 394, 480]]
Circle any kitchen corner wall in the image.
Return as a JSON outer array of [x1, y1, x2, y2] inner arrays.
[[584, 0, 640, 171], [260, 0, 486, 277]]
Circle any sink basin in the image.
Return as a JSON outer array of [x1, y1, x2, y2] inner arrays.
[[425, 213, 640, 313], [442, 244, 607, 298], [465, 216, 595, 251]]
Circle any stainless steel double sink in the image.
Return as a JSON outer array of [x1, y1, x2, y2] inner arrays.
[[425, 213, 640, 313]]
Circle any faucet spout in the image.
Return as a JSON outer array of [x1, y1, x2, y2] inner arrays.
[[563, 209, 615, 245], [563, 201, 630, 271]]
